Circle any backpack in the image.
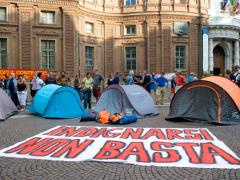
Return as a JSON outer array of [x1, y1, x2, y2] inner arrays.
[[109, 113, 123, 124], [98, 110, 110, 124]]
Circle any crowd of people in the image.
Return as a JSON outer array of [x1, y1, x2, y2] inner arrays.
[[225, 65, 240, 86], [0, 65, 239, 111]]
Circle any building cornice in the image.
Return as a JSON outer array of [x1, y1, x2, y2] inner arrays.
[[2, 0, 207, 24], [209, 25, 240, 31], [8, 0, 78, 6]]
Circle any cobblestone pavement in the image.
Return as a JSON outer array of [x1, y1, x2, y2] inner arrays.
[[0, 107, 240, 180]]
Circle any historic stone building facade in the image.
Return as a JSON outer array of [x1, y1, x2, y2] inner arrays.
[[0, 0, 209, 78], [203, 0, 240, 76]]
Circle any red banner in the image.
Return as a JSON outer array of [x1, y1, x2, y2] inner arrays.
[[0, 69, 49, 80]]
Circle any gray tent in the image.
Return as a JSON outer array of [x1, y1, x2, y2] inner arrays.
[[94, 85, 159, 118], [0, 89, 17, 121]]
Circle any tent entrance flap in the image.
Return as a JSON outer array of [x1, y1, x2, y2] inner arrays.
[[94, 89, 126, 114], [187, 85, 221, 124]]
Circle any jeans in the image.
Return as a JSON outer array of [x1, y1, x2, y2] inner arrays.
[[10, 92, 20, 107], [83, 89, 92, 109]]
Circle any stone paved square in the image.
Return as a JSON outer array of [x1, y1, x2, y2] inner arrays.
[[0, 106, 239, 180]]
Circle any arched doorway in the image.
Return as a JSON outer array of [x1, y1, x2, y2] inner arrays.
[[213, 45, 225, 76]]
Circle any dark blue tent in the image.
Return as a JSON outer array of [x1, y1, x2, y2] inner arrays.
[[28, 84, 86, 118]]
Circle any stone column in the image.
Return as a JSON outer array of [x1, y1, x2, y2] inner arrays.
[[234, 40, 239, 66], [202, 28, 209, 73], [208, 38, 214, 74]]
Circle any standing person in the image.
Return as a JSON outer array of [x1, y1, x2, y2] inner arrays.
[[36, 72, 45, 92], [44, 72, 57, 85], [150, 73, 158, 102], [156, 72, 168, 105], [0, 79, 3, 89], [168, 75, 176, 101], [8, 73, 20, 107], [55, 74, 61, 85], [111, 72, 120, 85], [175, 70, 185, 91], [187, 72, 194, 83], [17, 75, 27, 111], [192, 73, 198, 81], [92, 68, 104, 102], [225, 69, 232, 80], [230, 67, 237, 82], [142, 71, 152, 93], [82, 72, 93, 109], [60, 71, 71, 86], [3, 74, 9, 93], [31, 73, 38, 98], [125, 70, 134, 85], [74, 76, 83, 101], [133, 72, 143, 85], [233, 65, 240, 87], [60, 75, 68, 86], [107, 73, 114, 86]]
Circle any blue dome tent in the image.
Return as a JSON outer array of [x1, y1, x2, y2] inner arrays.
[[28, 84, 86, 118]]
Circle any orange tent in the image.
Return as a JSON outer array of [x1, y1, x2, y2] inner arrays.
[[167, 76, 240, 125]]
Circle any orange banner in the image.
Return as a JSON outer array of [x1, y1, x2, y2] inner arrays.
[[0, 69, 49, 80]]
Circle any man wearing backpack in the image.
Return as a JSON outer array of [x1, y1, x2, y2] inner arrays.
[[156, 72, 168, 105]]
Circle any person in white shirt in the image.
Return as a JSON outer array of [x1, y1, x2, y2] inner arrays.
[[36, 72, 45, 91]]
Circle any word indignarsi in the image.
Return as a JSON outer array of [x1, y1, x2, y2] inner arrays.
[[43, 126, 214, 140]]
